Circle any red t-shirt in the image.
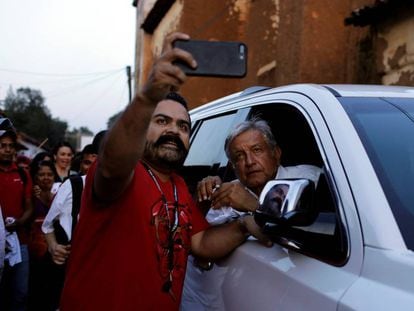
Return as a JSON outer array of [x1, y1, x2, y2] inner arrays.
[[60, 161, 209, 311], [0, 163, 32, 243]]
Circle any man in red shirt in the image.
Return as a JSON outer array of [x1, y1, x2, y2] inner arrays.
[[0, 118, 33, 310], [60, 32, 265, 310]]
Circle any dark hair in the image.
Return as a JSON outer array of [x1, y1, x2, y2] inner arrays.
[[81, 144, 95, 155], [30, 151, 53, 180], [70, 151, 82, 173], [52, 141, 74, 156], [91, 130, 107, 154], [165, 92, 188, 110], [32, 160, 58, 181]]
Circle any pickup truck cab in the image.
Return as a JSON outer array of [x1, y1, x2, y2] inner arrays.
[[182, 84, 414, 310]]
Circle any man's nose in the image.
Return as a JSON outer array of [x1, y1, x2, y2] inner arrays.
[[245, 152, 254, 166], [165, 122, 180, 134]]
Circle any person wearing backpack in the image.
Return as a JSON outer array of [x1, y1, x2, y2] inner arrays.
[[41, 132, 104, 310], [0, 118, 34, 311], [42, 143, 98, 263]]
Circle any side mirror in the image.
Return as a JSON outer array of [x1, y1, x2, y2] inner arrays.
[[254, 179, 317, 228]]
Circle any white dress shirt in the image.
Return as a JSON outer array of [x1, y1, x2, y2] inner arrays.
[[180, 165, 322, 311]]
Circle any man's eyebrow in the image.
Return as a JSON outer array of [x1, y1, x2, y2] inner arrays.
[[153, 113, 190, 126], [251, 143, 264, 148], [153, 113, 171, 119]]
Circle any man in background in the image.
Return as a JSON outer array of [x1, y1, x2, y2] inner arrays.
[[0, 118, 33, 311]]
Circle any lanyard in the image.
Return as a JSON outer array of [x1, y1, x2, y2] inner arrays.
[[142, 162, 179, 232], [142, 161, 179, 297]]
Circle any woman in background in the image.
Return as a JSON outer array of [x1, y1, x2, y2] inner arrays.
[[52, 141, 75, 182], [28, 160, 60, 311], [32, 160, 60, 217]]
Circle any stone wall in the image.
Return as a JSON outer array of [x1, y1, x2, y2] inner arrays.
[[376, 7, 414, 85]]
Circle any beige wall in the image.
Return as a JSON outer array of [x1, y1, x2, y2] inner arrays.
[[134, 0, 373, 109]]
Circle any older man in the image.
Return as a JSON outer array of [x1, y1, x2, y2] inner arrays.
[[181, 118, 321, 310]]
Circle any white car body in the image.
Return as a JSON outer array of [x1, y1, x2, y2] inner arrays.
[[184, 84, 414, 310]]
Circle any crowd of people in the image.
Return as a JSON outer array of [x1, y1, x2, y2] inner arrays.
[[1, 32, 320, 311], [0, 119, 104, 310]]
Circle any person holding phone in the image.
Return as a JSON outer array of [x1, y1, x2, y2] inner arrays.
[[59, 32, 265, 311]]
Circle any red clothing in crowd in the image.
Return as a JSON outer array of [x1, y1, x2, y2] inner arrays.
[[60, 161, 209, 311], [0, 163, 32, 243]]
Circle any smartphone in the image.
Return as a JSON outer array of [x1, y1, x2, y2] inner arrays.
[[173, 39, 247, 78]]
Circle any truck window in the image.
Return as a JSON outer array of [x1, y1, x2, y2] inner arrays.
[[182, 110, 247, 196], [250, 104, 348, 265]]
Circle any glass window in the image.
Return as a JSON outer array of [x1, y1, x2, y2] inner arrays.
[[250, 104, 347, 265], [185, 111, 245, 166], [341, 97, 414, 250], [183, 110, 248, 196]]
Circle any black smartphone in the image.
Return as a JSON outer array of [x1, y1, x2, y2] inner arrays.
[[173, 39, 247, 78]]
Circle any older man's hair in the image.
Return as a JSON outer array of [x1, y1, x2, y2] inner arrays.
[[224, 118, 278, 160]]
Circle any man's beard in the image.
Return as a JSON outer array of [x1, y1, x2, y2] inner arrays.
[[143, 134, 188, 171]]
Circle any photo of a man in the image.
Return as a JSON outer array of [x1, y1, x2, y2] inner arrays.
[[260, 184, 289, 218]]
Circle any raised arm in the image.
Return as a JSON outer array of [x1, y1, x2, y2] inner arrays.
[[94, 32, 196, 202]]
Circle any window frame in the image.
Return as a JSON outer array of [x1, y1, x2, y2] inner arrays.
[[247, 103, 349, 266]]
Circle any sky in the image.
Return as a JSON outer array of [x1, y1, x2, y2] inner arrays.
[[0, 0, 136, 134]]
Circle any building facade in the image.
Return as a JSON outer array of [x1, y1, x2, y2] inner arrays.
[[346, 0, 414, 85], [133, 0, 414, 109]]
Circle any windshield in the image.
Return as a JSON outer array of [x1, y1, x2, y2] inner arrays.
[[340, 97, 414, 250]]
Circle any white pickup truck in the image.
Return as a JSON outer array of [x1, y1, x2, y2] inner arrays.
[[182, 84, 414, 310]]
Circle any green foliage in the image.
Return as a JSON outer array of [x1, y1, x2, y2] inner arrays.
[[107, 111, 122, 129], [79, 126, 93, 135], [4, 87, 68, 149]]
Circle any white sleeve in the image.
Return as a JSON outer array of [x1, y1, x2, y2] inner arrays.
[[295, 165, 323, 184], [205, 207, 243, 225], [277, 165, 322, 185], [41, 179, 73, 234]]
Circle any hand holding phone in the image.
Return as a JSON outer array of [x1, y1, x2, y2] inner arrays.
[[173, 39, 247, 78]]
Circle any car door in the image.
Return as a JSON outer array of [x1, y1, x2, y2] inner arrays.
[[186, 90, 364, 310]]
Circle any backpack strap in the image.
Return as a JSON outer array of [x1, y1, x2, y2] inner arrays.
[[69, 175, 84, 237]]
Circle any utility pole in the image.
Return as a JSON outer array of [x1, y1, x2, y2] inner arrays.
[[126, 66, 132, 104]]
